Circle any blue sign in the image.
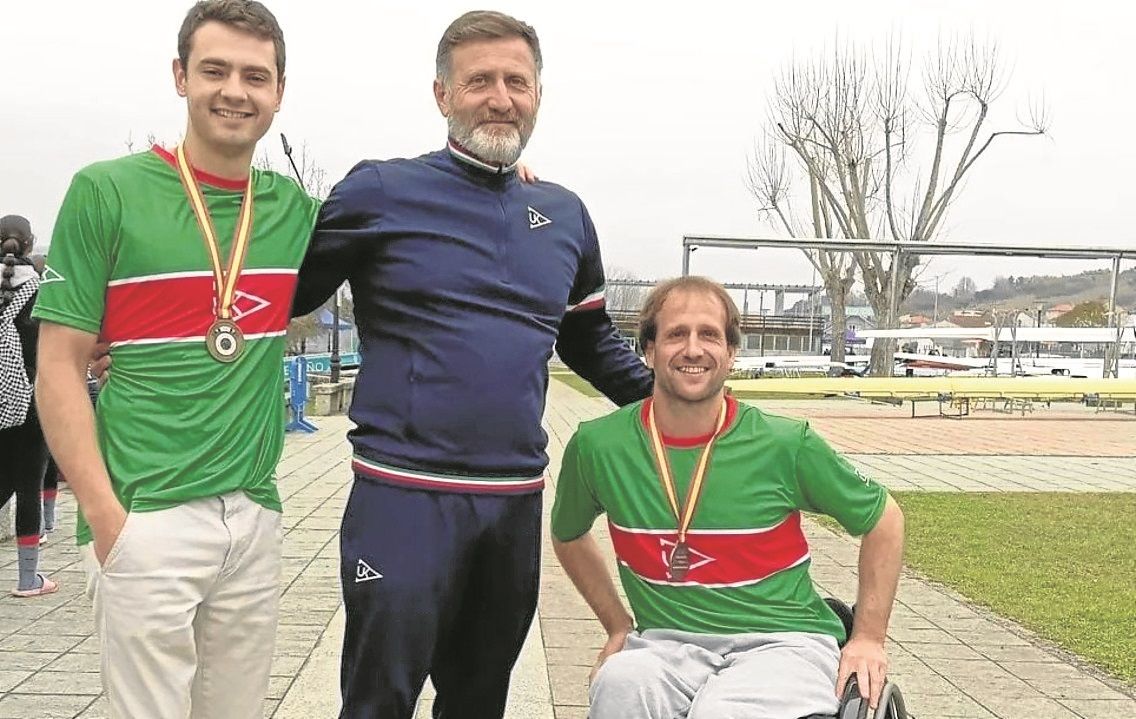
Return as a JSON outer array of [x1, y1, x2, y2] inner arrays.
[[284, 356, 318, 433], [287, 352, 361, 373]]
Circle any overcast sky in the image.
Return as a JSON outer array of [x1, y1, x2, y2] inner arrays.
[[3, 0, 1134, 299]]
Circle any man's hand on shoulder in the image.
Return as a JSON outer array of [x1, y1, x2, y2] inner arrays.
[[517, 162, 538, 184], [836, 636, 889, 709]]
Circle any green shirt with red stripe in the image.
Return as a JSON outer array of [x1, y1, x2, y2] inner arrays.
[[34, 147, 320, 545], [551, 395, 887, 640]]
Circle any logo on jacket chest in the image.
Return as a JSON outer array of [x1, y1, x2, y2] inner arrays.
[[527, 206, 552, 230]]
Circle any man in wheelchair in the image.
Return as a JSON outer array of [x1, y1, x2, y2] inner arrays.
[[551, 277, 907, 718]]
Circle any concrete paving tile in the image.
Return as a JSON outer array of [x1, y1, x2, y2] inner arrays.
[[0, 693, 95, 718], [1022, 676, 1131, 702], [270, 654, 306, 677], [886, 670, 960, 696], [547, 664, 590, 708], [948, 628, 1032, 646], [979, 645, 1063, 663], [0, 603, 56, 621], [74, 695, 108, 719], [0, 673, 30, 694], [0, 634, 83, 654], [266, 675, 293, 700], [43, 653, 101, 673], [905, 692, 996, 717], [0, 651, 60, 671], [544, 646, 597, 667], [68, 636, 99, 654], [1061, 698, 1136, 719], [887, 626, 959, 644], [969, 695, 1082, 719], [898, 642, 985, 661], [15, 671, 102, 696], [540, 618, 605, 649], [20, 615, 95, 637]]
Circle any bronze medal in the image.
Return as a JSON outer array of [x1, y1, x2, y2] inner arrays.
[[646, 398, 728, 584], [206, 319, 245, 363], [668, 542, 692, 581]]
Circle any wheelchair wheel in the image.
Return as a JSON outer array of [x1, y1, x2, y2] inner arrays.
[[833, 678, 909, 719]]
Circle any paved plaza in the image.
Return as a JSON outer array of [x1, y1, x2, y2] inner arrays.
[[1, 382, 1133, 718]]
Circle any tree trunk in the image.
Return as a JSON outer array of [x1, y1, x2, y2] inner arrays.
[[827, 287, 849, 376], [867, 330, 895, 377], [862, 266, 896, 377]]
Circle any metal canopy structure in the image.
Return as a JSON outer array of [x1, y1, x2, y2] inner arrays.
[[681, 235, 1136, 263], [606, 278, 823, 328], [681, 235, 1135, 378], [608, 278, 821, 293]]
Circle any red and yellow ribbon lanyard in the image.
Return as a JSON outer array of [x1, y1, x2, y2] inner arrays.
[[645, 398, 728, 581], [173, 143, 254, 363]]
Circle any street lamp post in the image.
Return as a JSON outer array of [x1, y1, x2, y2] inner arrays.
[[330, 285, 341, 384]]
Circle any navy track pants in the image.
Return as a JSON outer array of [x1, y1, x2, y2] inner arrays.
[[338, 477, 542, 719]]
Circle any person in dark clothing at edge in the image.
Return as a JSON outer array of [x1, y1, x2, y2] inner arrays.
[[0, 215, 55, 597], [290, 10, 654, 719]]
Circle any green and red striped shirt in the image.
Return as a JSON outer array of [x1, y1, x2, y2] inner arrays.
[[552, 396, 887, 639], [35, 147, 320, 544]]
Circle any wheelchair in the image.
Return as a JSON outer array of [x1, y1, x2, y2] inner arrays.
[[801, 598, 910, 719]]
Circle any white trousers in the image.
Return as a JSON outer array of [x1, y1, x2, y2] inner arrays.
[[82, 491, 282, 719], [590, 629, 840, 719]]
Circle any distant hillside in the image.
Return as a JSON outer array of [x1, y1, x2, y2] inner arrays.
[[902, 268, 1136, 316]]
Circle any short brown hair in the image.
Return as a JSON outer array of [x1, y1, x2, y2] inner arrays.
[[436, 10, 542, 84], [638, 277, 742, 350], [178, 0, 286, 79]]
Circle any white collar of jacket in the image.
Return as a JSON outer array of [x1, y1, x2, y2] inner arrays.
[[447, 139, 518, 175]]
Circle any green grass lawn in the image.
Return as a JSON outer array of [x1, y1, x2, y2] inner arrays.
[[831, 492, 1136, 684], [550, 371, 603, 397]]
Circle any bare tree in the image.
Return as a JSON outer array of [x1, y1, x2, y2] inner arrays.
[[747, 136, 857, 368], [125, 132, 161, 154], [605, 267, 649, 314], [953, 275, 977, 302], [256, 140, 329, 199], [749, 36, 1047, 374], [257, 140, 334, 348]]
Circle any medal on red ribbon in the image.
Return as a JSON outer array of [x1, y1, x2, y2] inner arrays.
[[173, 144, 254, 364], [645, 398, 728, 582]]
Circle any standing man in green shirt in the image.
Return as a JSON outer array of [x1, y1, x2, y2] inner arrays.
[[552, 276, 906, 718], [34, 2, 318, 716]]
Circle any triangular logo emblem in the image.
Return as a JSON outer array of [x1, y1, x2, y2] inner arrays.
[[41, 266, 66, 284], [527, 206, 552, 229], [212, 290, 271, 321], [658, 538, 716, 577], [230, 290, 271, 321], [355, 559, 383, 583]]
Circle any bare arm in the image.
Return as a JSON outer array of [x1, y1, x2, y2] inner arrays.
[[837, 495, 905, 708], [36, 323, 124, 563], [552, 533, 635, 679]]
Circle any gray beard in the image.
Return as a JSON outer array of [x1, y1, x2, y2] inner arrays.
[[449, 119, 525, 166]]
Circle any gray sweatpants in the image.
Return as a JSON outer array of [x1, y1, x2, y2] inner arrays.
[[589, 630, 840, 719]]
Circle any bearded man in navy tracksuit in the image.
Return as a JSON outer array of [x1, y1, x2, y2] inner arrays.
[[292, 10, 653, 719]]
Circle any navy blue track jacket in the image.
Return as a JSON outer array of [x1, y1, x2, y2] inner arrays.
[[292, 143, 654, 493]]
